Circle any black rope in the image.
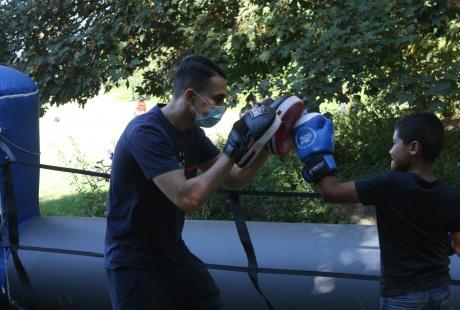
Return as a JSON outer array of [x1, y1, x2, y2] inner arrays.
[[9, 160, 319, 198], [217, 189, 320, 198], [15, 161, 110, 179], [1, 244, 459, 286]]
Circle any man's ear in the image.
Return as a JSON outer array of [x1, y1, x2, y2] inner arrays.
[[184, 89, 195, 105], [409, 140, 421, 156]]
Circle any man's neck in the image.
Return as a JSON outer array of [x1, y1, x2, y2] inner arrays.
[[161, 99, 194, 131]]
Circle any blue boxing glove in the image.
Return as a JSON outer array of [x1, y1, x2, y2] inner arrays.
[[292, 111, 337, 182]]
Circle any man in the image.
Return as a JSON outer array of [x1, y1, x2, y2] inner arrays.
[[105, 55, 280, 309], [239, 93, 256, 118], [133, 96, 147, 116]]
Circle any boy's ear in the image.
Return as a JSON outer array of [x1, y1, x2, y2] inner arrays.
[[409, 140, 421, 156]]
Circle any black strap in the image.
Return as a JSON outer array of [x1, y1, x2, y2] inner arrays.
[[228, 191, 274, 310], [1, 159, 35, 310]]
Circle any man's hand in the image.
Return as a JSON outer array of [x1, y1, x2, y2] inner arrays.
[[224, 105, 281, 168]]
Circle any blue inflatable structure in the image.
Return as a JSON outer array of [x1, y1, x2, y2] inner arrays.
[[0, 65, 40, 221], [0, 65, 40, 307], [0, 66, 459, 309]]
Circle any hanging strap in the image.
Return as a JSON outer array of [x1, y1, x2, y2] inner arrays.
[[228, 191, 274, 310], [0, 142, 35, 309]]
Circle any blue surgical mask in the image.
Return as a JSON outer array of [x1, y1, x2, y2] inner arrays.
[[191, 91, 227, 128], [193, 105, 226, 128]]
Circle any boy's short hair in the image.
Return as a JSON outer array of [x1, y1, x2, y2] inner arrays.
[[173, 55, 227, 98], [395, 112, 444, 163]]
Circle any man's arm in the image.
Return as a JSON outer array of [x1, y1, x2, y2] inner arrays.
[[153, 105, 276, 212], [197, 148, 271, 189], [452, 231, 460, 257], [224, 147, 270, 189], [317, 175, 361, 204], [153, 154, 234, 212]]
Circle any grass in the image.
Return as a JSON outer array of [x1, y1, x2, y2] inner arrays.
[[39, 168, 87, 216], [40, 193, 92, 216]]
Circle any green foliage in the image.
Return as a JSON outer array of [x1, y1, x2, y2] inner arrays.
[[58, 138, 110, 217], [1, 1, 459, 114], [328, 98, 460, 188], [433, 125, 460, 187], [330, 97, 406, 166], [41, 108, 460, 222]]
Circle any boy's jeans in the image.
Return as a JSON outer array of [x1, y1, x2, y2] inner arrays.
[[380, 284, 453, 310]]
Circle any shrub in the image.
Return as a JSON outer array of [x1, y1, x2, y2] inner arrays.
[[58, 138, 110, 217]]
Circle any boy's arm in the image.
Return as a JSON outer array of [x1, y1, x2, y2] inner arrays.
[[317, 175, 361, 204], [452, 232, 460, 257]]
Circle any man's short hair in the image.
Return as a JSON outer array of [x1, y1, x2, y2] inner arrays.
[[173, 55, 227, 98], [395, 112, 444, 163]]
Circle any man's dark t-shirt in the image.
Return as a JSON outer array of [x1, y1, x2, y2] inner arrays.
[[356, 171, 460, 297], [105, 105, 219, 269]]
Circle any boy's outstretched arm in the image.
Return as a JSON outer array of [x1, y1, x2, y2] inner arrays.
[[317, 175, 361, 204]]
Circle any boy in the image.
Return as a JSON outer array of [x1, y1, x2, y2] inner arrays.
[[293, 111, 460, 309]]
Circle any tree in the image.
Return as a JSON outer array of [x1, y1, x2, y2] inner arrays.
[[1, 0, 459, 114]]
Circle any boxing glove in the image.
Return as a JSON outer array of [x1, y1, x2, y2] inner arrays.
[[224, 105, 281, 168], [292, 111, 337, 182]]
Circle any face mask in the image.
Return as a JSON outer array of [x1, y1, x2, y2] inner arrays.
[[191, 91, 227, 128], [192, 104, 226, 128]]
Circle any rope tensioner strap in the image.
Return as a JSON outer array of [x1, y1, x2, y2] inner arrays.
[[1, 159, 36, 310], [229, 192, 274, 309]]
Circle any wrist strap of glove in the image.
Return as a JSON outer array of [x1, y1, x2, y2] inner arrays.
[[301, 154, 337, 183]]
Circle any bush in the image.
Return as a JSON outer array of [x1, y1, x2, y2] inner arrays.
[[58, 138, 110, 217], [54, 108, 460, 222], [330, 97, 460, 187], [433, 126, 460, 187]]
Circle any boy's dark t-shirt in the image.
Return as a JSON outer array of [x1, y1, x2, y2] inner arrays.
[[356, 171, 460, 297], [105, 105, 220, 270]]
